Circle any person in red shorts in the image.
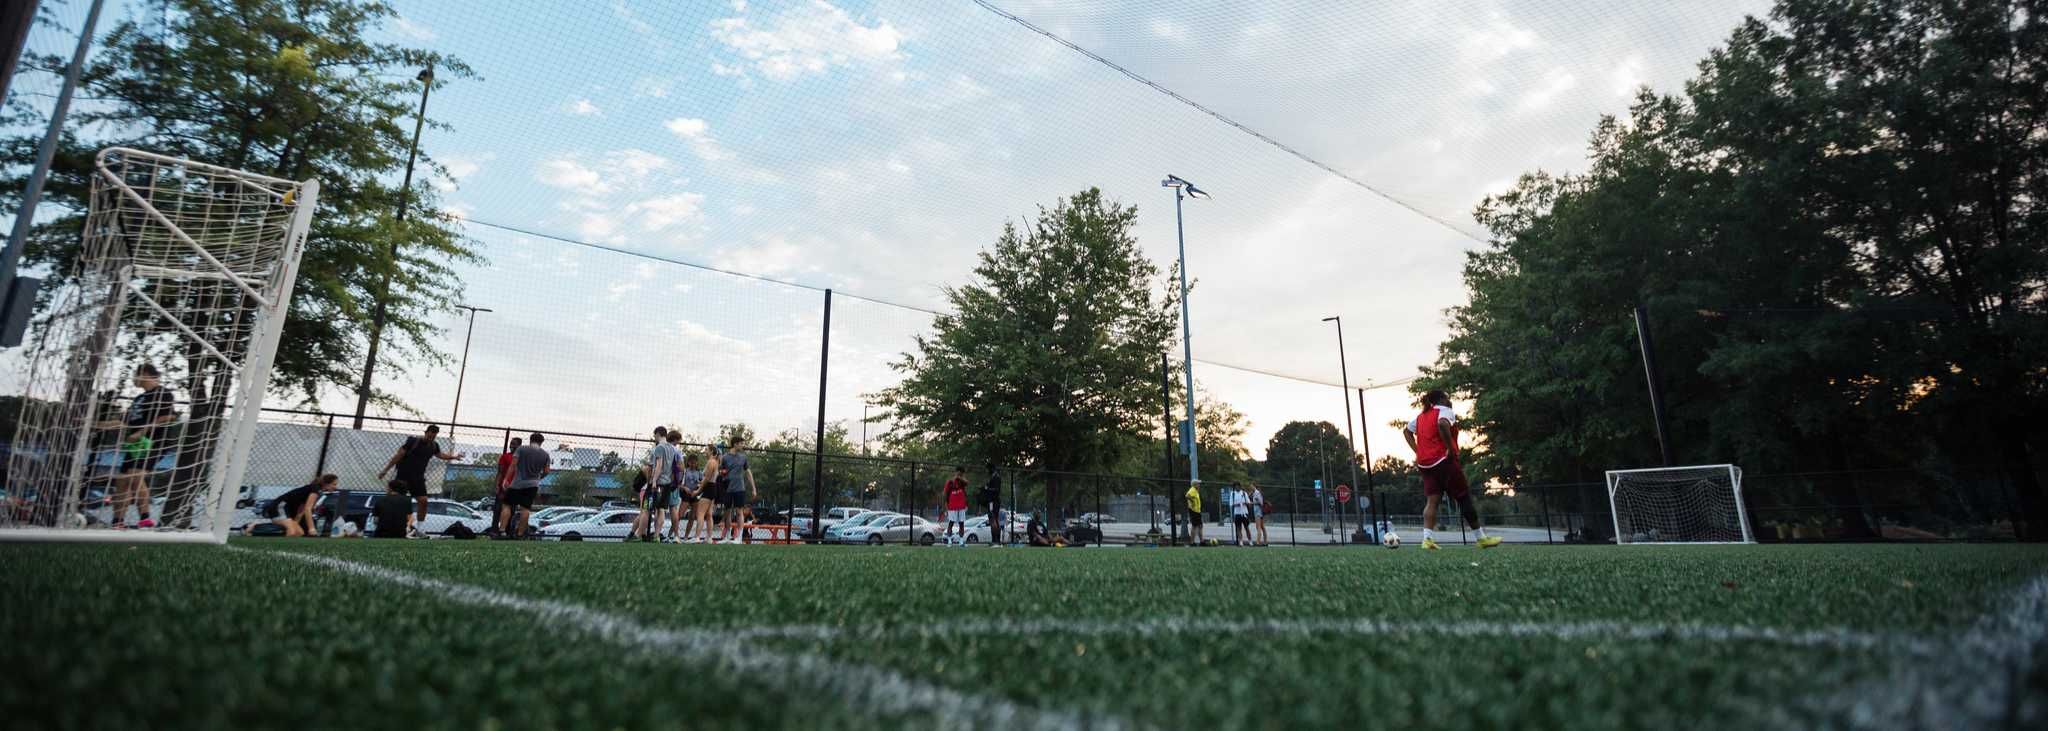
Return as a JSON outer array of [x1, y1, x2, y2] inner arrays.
[[1403, 390, 1502, 550]]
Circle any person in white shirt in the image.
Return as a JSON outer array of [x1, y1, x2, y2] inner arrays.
[[1228, 482, 1252, 546]]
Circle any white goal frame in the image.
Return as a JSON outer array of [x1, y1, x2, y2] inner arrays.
[[1605, 464, 1755, 545], [2, 148, 317, 544]]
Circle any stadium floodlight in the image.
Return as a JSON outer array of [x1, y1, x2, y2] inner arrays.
[[354, 63, 436, 429], [1606, 464, 1755, 544], [1161, 174, 1207, 485], [3, 148, 319, 543]]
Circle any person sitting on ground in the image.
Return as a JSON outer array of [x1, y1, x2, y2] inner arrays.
[[247, 474, 338, 537], [1027, 513, 1057, 547], [371, 480, 415, 539]]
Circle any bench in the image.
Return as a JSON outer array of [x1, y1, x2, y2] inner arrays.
[[742, 522, 798, 544]]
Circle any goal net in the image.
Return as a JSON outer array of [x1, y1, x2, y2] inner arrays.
[[1606, 464, 1754, 544], [3, 148, 317, 543]]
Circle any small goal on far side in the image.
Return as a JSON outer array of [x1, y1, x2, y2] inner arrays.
[[1605, 464, 1755, 544]]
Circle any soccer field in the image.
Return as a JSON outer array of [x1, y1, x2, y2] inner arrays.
[[2, 541, 2042, 729]]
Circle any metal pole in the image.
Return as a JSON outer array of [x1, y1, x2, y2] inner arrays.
[[1541, 483, 1553, 544], [0, 1, 42, 106], [907, 461, 918, 546], [316, 413, 336, 536], [1357, 387, 1377, 542], [809, 289, 832, 540], [1171, 188, 1199, 484], [448, 305, 490, 445], [1160, 352, 1175, 542], [1632, 304, 1675, 466], [353, 65, 434, 428], [861, 402, 868, 456], [1326, 318, 1359, 544], [1, 0, 103, 314]]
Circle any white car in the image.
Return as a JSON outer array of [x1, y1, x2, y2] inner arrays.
[[538, 509, 641, 541], [955, 516, 996, 544], [527, 506, 594, 532], [836, 513, 940, 545], [367, 498, 490, 537], [824, 510, 897, 542], [792, 506, 869, 535]]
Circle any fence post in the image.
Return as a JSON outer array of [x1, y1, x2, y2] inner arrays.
[[1540, 484, 1553, 544], [1289, 484, 1298, 546], [907, 461, 919, 546], [788, 452, 798, 540], [809, 289, 831, 540]]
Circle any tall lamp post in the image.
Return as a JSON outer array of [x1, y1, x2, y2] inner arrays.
[[1160, 174, 1208, 485], [353, 64, 435, 428], [1323, 316, 1361, 543], [447, 304, 491, 445]]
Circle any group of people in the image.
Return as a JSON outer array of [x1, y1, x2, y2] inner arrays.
[[619, 427, 761, 544], [1177, 480, 1272, 547]]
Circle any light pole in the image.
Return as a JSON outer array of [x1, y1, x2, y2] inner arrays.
[[353, 64, 435, 429], [862, 402, 870, 456], [447, 304, 491, 445], [1161, 174, 1208, 485], [1324, 316, 1361, 543]]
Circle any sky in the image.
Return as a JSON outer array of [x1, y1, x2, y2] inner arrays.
[[6, 0, 1773, 469]]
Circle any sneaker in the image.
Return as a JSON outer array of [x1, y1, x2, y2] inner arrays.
[[135, 518, 157, 529], [407, 525, 424, 539], [1421, 537, 1441, 551], [1477, 536, 1503, 549]]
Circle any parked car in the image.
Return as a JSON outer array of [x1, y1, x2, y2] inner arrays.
[[1062, 519, 1104, 545], [1077, 512, 1121, 525], [957, 516, 995, 544], [837, 513, 939, 545], [792, 506, 868, 535], [539, 509, 640, 541], [365, 498, 490, 537], [824, 510, 896, 542], [527, 506, 593, 531], [598, 499, 638, 511]]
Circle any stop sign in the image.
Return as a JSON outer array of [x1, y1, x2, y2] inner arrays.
[[1336, 484, 1352, 503]]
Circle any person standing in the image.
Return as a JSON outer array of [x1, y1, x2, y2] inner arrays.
[[1228, 482, 1252, 546], [95, 364, 178, 529], [489, 437, 522, 535], [377, 424, 461, 539], [979, 465, 1003, 546], [682, 452, 714, 543], [1403, 390, 1502, 550], [638, 427, 679, 543], [940, 467, 970, 546], [1184, 480, 1205, 546], [717, 438, 758, 544], [499, 433, 551, 540], [1245, 481, 1261, 544], [669, 441, 704, 542]]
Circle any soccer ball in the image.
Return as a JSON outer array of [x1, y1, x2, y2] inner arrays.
[[1381, 531, 1401, 549], [67, 512, 87, 529]]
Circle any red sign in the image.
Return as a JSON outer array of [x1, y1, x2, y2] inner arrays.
[[1336, 485, 1352, 504]]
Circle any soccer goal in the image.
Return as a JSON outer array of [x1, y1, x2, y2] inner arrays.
[[1605, 464, 1754, 544], [3, 148, 317, 543]]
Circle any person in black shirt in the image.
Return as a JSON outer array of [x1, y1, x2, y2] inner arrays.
[[377, 424, 459, 538], [94, 364, 178, 529], [980, 465, 1003, 544], [245, 474, 338, 537], [371, 480, 415, 538]]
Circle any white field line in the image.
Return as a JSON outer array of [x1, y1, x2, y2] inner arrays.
[[1830, 575, 2048, 730], [731, 616, 1943, 656], [228, 547, 1117, 731]]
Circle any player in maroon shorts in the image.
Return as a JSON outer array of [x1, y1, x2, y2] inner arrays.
[[1403, 390, 1502, 550]]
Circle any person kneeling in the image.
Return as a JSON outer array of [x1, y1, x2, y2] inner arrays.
[[247, 474, 338, 537], [371, 480, 416, 539]]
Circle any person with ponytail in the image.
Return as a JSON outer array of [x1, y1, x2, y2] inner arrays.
[[1402, 390, 1502, 550]]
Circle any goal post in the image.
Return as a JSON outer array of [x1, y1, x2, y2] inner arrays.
[[3, 148, 317, 543], [1605, 464, 1754, 544]]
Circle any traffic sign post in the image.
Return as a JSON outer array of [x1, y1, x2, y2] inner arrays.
[[1336, 484, 1351, 504]]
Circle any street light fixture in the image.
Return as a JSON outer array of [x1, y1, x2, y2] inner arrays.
[[353, 63, 436, 428], [1324, 316, 1361, 544], [1161, 174, 1208, 486]]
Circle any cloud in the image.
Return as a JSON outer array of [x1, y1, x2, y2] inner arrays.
[[536, 158, 605, 191], [625, 192, 707, 231], [605, 148, 673, 177], [663, 117, 733, 161], [433, 152, 494, 191], [1516, 67, 1578, 113], [570, 99, 602, 116], [393, 16, 436, 41], [711, 1, 905, 80]]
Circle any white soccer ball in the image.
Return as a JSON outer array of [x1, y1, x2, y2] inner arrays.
[[67, 512, 87, 529], [1381, 531, 1401, 549]]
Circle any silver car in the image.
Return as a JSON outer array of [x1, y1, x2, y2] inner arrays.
[[837, 513, 939, 545]]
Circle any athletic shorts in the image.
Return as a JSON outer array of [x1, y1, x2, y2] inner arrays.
[[1233, 514, 1249, 527], [119, 447, 166, 476], [722, 490, 747, 509], [946, 509, 967, 523], [1250, 506, 1264, 520], [654, 487, 676, 508], [261, 500, 285, 519], [1187, 510, 1203, 526], [1420, 458, 1472, 500], [396, 476, 428, 498], [502, 487, 537, 509]]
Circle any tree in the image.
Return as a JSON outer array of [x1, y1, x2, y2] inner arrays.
[[551, 471, 594, 507], [1423, 0, 2048, 539], [442, 473, 494, 502], [2, 0, 479, 410], [875, 188, 1180, 507], [1261, 421, 1360, 488], [596, 451, 625, 474]]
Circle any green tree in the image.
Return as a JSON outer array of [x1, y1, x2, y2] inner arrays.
[[875, 188, 1180, 507], [2, 0, 479, 409], [551, 470, 594, 507], [1260, 421, 1360, 488], [442, 473, 494, 502], [1423, 0, 2048, 539]]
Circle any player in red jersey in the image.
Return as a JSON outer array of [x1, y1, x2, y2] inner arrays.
[[1403, 390, 1501, 550]]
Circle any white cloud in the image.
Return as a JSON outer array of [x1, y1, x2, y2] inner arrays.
[[1148, 18, 1191, 44], [625, 192, 707, 231], [393, 17, 437, 41], [441, 202, 473, 221], [1517, 68, 1578, 113], [711, 1, 905, 80], [1610, 54, 1647, 96], [536, 158, 605, 191], [731, 204, 758, 216], [570, 99, 602, 116], [605, 148, 672, 177], [632, 76, 673, 98], [1458, 15, 1538, 62], [663, 117, 732, 161], [433, 152, 494, 191], [577, 212, 619, 241]]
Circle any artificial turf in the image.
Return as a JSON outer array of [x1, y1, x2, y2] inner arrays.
[[1, 539, 2042, 729]]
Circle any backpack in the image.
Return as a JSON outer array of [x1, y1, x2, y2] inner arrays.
[[445, 522, 476, 540]]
